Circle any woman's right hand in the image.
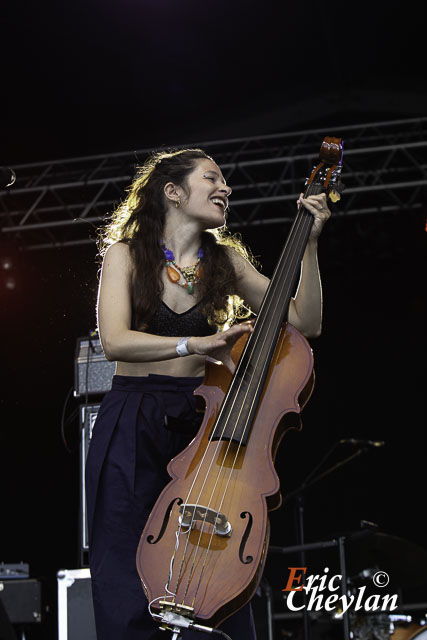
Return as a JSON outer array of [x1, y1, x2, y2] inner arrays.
[[188, 322, 253, 374]]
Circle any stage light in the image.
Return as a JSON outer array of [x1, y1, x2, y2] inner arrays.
[[4, 276, 16, 290], [1, 254, 18, 294], [1, 256, 13, 270]]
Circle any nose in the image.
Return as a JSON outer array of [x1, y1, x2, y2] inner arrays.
[[219, 184, 232, 197]]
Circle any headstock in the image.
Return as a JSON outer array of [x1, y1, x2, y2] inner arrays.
[[305, 136, 344, 203]]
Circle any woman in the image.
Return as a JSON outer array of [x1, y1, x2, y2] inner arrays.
[[85, 148, 330, 640]]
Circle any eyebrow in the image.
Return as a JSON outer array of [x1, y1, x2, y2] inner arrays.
[[203, 170, 226, 185]]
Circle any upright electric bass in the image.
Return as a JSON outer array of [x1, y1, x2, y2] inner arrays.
[[136, 137, 344, 637]]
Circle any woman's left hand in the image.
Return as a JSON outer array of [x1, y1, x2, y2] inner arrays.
[[297, 192, 331, 239]]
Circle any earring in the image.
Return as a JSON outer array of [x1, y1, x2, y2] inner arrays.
[[175, 198, 181, 208]]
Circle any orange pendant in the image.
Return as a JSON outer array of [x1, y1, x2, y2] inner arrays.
[[167, 265, 181, 283]]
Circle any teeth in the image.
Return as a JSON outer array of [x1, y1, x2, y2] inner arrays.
[[211, 198, 225, 209]]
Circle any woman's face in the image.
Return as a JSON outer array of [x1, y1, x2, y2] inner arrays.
[[179, 158, 232, 229]]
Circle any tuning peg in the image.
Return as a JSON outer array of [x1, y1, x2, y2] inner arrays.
[[328, 181, 346, 202]]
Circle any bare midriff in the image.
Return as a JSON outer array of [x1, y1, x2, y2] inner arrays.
[[115, 354, 206, 378]]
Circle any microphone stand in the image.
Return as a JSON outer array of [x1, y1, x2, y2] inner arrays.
[[276, 441, 375, 640]]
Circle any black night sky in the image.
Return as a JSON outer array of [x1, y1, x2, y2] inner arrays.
[[1, 1, 426, 638]]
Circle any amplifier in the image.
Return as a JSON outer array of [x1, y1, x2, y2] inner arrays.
[[74, 336, 115, 397], [80, 404, 100, 563], [57, 569, 96, 640], [0, 578, 42, 624], [0, 563, 29, 580]]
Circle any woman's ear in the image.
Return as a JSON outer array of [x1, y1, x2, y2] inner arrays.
[[164, 181, 181, 205]]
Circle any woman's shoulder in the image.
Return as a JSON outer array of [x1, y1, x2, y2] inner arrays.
[[104, 240, 131, 259], [102, 241, 133, 273]]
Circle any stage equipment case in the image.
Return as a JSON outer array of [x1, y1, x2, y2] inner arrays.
[[57, 569, 96, 640]]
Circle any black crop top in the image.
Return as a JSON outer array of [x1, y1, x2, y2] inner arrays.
[[145, 301, 217, 337]]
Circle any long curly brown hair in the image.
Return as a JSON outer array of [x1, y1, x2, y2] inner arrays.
[[98, 148, 255, 330]]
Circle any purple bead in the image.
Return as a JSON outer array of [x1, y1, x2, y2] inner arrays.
[[198, 248, 204, 259], [162, 246, 175, 261]]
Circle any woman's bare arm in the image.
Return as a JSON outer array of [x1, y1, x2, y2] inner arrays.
[[228, 193, 330, 338], [97, 242, 252, 366]]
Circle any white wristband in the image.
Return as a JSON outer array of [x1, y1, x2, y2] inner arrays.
[[176, 337, 191, 357]]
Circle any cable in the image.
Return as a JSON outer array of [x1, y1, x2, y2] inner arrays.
[[60, 385, 77, 453], [211, 630, 233, 640]]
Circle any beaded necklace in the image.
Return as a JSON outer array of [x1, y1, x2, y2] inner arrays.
[[162, 245, 204, 295]]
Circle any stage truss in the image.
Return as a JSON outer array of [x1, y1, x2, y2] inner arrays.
[[1, 117, 426, 250]]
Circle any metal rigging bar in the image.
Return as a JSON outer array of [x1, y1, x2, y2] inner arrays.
[[1, 117, 426, 249]]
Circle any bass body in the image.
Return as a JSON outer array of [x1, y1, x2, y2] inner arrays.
[[136, 323, 314, 627]]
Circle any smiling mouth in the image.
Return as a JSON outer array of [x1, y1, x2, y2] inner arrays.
[[210, 198, 227, 211]]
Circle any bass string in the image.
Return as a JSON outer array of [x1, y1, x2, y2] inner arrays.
[[221, 187, 319, 451], [187, 179, 329, 606], [199, 196, 312, 438], [202, 184, 321, 529], [210, 185, 324, 540], [180, 187, 315, 470], [218, 201, 315, 417], [183, 221, 314, 609], [210, 197, 315, 448], [203, 207, 313, 509], [166, 341, 268, 595], [241, 183, 320, 368], [167, 183, 320, 602], [167, 430, 230, 599], [165, 209, 308, 598], [252, 182, 321, 330], [177, 198, 315, 600], [181, 203, 315, 605], [165, 417, 234, 598], [227, 209, 315, 451]]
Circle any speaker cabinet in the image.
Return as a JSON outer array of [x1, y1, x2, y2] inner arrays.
[[74, 337, 115, 397], [79, 404, 100, 566]]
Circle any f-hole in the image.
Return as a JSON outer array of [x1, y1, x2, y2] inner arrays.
[[239, 511, 253, 564], [147, 497, 182, 544]]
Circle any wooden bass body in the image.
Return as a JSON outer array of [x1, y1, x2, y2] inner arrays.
[[136, 322, 314, 627]]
